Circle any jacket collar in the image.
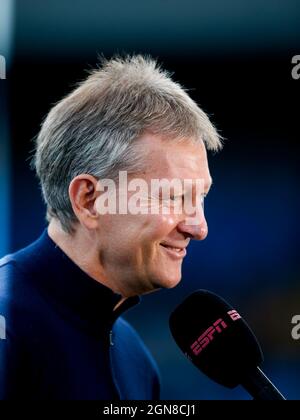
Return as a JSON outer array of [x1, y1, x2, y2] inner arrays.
[[14, 229, 140, 333]]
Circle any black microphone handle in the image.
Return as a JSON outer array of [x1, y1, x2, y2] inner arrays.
[[241, 367, 286, 400]]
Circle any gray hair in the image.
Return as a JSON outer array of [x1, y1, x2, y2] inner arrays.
[[31, 55, 223, 234]]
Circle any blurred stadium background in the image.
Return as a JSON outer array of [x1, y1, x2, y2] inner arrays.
[[0, 0, 299, 399]]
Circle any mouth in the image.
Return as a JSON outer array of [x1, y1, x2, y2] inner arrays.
[[159, 243, 187, 259]]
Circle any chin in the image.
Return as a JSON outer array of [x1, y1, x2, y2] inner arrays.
[[155, 271, 182, 289]]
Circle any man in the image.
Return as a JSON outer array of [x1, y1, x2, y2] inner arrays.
[[0, 55, 222, 399]]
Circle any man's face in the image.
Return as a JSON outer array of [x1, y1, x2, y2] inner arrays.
[[96, 133, 212, 297]]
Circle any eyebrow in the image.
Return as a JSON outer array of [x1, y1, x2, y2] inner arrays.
[[177, 177, 214, 196], [153, 177, 214, 198]]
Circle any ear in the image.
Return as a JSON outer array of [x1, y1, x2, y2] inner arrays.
[[68, 174, 100, 230]]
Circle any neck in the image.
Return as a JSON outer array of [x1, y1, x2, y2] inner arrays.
[[47, 219, 122, 298]]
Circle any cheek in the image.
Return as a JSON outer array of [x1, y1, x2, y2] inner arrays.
[[99, 215, 140, 251], [144, 214, 179, 241], [160, 214, 179, 233], [100, 214, 179, 250]]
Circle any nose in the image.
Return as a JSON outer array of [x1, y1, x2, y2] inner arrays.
[[177, 214, 208, 241]]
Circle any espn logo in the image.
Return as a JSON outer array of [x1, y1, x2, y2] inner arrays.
[[190, 310, 241, 356]]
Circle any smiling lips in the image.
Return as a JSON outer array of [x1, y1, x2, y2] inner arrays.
[[160, 243, 188, 259]]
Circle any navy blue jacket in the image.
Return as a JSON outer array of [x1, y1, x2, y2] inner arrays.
[[0, 230, 160, 400]]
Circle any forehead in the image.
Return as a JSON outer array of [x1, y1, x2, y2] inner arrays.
[[137, 133, 211, 183]]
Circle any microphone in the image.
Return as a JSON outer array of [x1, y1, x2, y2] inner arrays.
[[169, 290, 286, 400]]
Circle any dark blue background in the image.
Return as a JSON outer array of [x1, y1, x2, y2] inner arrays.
[[1, 0, 299, 400]]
